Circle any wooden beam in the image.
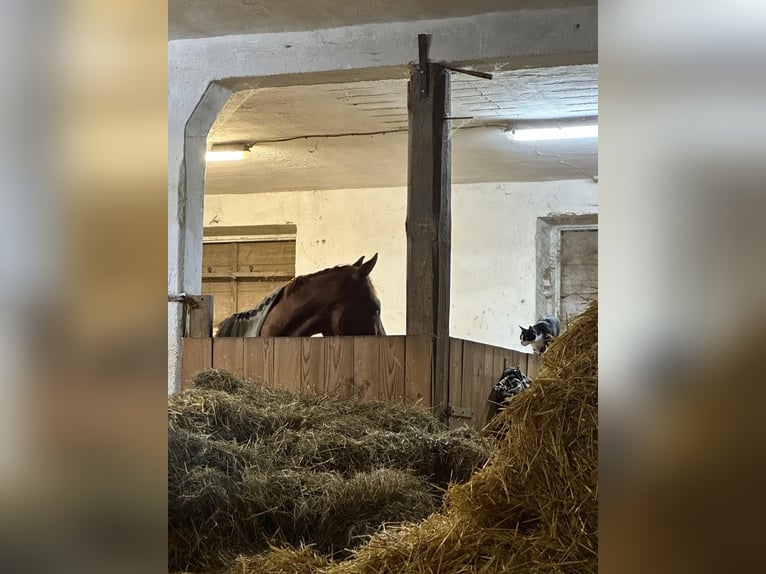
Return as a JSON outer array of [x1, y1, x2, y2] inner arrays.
[[184, 295, 214, 338], [406, 61, 451, 422]]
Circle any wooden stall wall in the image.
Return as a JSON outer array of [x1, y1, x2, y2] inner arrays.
[[182, 335, 433, 406], [181, 334, 537, 430], [447, 338, 539, 430]]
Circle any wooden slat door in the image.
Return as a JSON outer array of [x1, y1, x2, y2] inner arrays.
[[202, 239, 296, 333], [560, 229, 597, 325], [445, 338, 539, 430]]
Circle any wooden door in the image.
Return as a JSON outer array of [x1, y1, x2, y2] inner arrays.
[[201, 240, 296, 333], [559, 229, 597, 325]]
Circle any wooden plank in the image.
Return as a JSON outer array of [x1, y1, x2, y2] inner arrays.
[[273, 338, 302, 394], [478, 344, 495, 428], [203, 224, 297, 238], [380, 336, 406, 401], [325, 337, 355, 398], [491, 346, 505, 381], [509, 350, 528, 374], [185, 295, 213, 338], [202, 272, 293, 281], [462, 341, 489, 430], [448, 338, 464, 430], [212, 338, 244, 379], [486, 346, 503, 424], [406, 63, 451, 422], [301, 337, 326, 396], [527, 354, 540, 380], [181, 338, 212, 389], [353, 336, 381, 401], [405, 335, 432, 407], [483, 346, 505, 424], [202, 278, 235, 334], [202, 243, 234, 273], [560, 229, 598, 322], [236, 240, 296, 276], [244, 337, 274, 386]]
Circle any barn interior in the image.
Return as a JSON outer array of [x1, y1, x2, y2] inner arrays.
[[168, 3, 598, 360], [169, 1, 598, 572], [201, 65, 598, 346]]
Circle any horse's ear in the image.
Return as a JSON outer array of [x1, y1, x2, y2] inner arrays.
[[352, 256, 364, 267], [357, 253, 378, 280], [286, 275, 305, 295]]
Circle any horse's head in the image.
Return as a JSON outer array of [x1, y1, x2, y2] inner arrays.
[[264, 254, 386, 337], [329, 254, 386, 336]]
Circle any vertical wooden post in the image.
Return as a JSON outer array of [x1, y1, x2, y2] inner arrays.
[[184, 295, 214, 338], [406, 60, 451, 422]]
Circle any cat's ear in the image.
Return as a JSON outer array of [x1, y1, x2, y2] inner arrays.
[[519, 325, 525, 331]]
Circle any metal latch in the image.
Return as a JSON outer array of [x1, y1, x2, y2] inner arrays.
[[448, 406, 474, 419]]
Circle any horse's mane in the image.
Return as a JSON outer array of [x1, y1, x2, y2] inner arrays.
[[216, 261, 380, 337], [283, 263, 372, 298]]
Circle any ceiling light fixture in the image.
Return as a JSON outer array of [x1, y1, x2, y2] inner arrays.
[[506, 123, 598, 142], [205, 144, 251, 162]]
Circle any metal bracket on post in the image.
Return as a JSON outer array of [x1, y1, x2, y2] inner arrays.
[[448, 405, 474, 419], [444, 66, 494, 80], [418, 33, 430, 98]]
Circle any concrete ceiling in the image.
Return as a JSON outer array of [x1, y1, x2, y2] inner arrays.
[[170, 0, 596, 40], [205, 64, 598, 194]]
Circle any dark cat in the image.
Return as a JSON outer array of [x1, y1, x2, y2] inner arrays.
[[519, 316, 561, 354], [487, 366, 532, 420], [493, 367, 531, 403]]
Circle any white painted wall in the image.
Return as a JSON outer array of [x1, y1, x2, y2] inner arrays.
[[203, 179, 597, 350], [204, 188, 407, 333], [451, 179, 597, 350]]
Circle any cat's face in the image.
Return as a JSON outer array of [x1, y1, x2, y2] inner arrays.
[[519, 325, 536, 343]]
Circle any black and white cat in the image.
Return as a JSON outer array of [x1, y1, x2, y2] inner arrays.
[[519, 317, 561, 354]]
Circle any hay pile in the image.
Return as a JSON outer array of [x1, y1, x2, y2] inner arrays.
[[236, 300, 598, 573], [168, 372, 489, 572]]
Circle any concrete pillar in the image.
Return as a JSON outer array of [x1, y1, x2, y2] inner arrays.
[[168, 83, 231, 394]]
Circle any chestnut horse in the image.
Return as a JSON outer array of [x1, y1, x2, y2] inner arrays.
[[215, 254, 385, 337]]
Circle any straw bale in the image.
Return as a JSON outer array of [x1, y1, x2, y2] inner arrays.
[[235, 300, 598, 573], [169, 373, 488, 572], [192, 369, 243, 393], [228, 544, 332, 574], [537, 300, 598, 383]]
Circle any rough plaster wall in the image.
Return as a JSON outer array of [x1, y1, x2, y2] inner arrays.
[[203, 188, 407, 333], [203, 179, 597, 347], [451, 179, 597, 351], [297, 189, 407, 333]]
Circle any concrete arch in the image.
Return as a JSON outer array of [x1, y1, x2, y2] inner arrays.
[[168, 82, 231, 393]]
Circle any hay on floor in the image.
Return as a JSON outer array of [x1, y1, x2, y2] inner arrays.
[[233, 300, 598, 573], [168, 373, 489, 572]]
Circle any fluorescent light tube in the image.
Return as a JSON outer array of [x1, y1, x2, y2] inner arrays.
[[205, 149, 251, 162], [507, 124, 598, 141]]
